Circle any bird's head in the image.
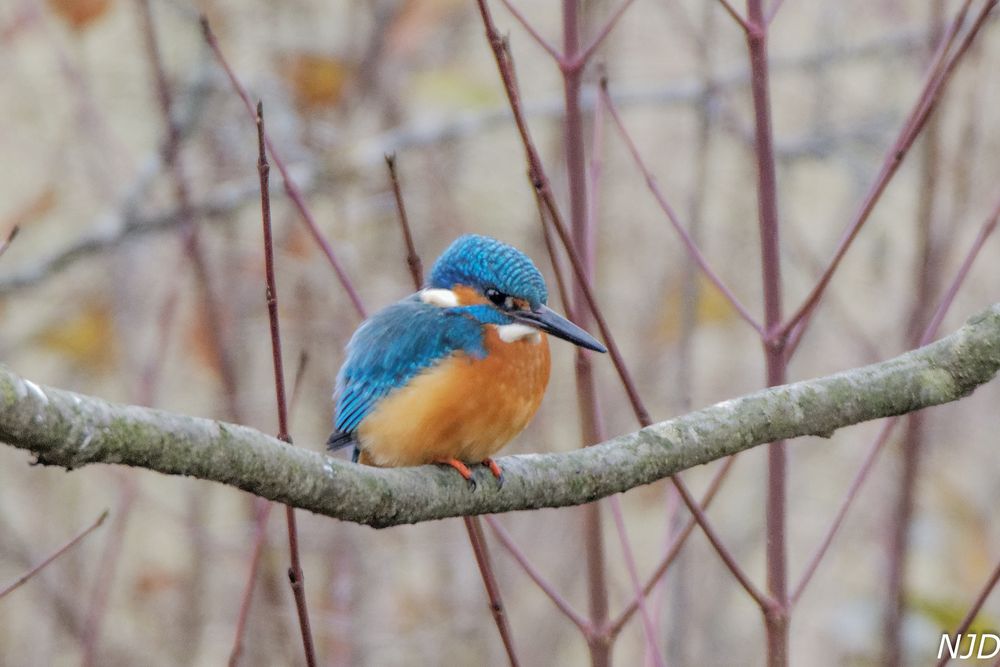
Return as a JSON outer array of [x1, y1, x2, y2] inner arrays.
[[424, 234, 606, 353]]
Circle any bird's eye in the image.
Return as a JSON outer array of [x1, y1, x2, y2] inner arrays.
[[486, 288, 513, 310]]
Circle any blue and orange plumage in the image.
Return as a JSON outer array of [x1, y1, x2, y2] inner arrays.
[[328, 234, 606, 485]]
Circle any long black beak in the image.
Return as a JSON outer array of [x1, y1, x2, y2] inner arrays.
[[513, 305, 607, 353]]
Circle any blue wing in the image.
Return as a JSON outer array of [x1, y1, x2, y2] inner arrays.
[[330, 296, 489, 442]]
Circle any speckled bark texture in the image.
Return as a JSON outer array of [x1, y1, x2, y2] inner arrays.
[[2, 304, 999, 528]]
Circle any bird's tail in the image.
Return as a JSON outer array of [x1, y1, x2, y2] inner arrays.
[[327, 431, 362, 463], [326, 430, 354, 451]]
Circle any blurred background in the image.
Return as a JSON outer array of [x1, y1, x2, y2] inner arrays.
[[0, 0, 999, 665]]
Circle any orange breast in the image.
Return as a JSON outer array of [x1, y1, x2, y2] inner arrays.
[[357, 326, 551, 467]]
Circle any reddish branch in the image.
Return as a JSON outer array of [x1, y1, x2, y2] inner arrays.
[[791, 192, 1000, 607], [478, 0, 768, 653], [936, 556, 1000, 667], [780, 0, 997, 346], [256, 102, 317, 667], [384, 152, 521, 666], [464, 517, 521, 667], [598, 81, 764, 334], [384, 154, 424, 287], [0, 225, 18, 259], [201, 17, 367, 319], [0, 510, 108, 600], [228, 499, 274, 667], [138, 0, 241, 423]]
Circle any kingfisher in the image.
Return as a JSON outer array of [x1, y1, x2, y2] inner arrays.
[[327, 234, 606, 487]]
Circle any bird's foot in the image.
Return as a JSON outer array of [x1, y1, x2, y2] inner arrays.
[[436, 458, 477, 490], [481, 458, 504, 488]]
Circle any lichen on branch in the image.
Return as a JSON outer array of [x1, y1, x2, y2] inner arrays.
[[1, 304, 999, 528]]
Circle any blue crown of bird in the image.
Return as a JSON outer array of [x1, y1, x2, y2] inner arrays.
[[328, 234, 606, 487]]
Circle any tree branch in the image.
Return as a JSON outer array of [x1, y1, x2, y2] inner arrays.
[[2, 305, 999, 528]]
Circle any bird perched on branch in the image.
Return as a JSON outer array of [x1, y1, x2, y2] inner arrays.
[[328, 234, 606, 487]]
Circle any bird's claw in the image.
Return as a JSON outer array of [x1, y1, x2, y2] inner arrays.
[[437, 458, 477, 490], [482, 458, 504, 488]]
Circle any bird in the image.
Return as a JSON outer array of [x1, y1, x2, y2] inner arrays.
[[327, 234, 606, 487]]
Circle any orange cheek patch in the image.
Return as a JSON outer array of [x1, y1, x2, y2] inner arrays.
[[452, 285, 488, 306]]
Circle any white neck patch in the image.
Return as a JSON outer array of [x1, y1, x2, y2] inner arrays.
[[496, 323, 542, 344], [419, 288, 459, 308]]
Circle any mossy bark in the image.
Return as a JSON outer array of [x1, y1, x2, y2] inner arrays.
[[2, 304, 999, 528]]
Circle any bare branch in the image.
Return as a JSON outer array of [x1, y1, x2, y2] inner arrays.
[[2, 305, 999, 527], [0, 225, 18, 260], [256, 102, 317, 667], [571, 0, 637, 70], [780, 0, 997, 341], [599, 81, 763, 334], [201, 16, 368, 319], [497, 0, 563, 61], [384, 154, 424, 289], [0, 510, 108, 599]]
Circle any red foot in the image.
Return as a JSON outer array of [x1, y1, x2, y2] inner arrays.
[[436, 458, 476, 490], [482, 458, 504, 487]]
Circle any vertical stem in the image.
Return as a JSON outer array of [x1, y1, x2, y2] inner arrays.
[[562, 3, 609, 665], [746, 1, 788, 665], [464, 517, 521, 667], [669, 6, 717, 662], [385, 155, 520, 665], [384, 154, 424, 287], [256, 103, 317, 667], [883, 6, 946, 664]]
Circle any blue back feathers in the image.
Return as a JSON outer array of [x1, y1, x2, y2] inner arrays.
[[429, 234, 548, 308], [332, 235, 547, 439]]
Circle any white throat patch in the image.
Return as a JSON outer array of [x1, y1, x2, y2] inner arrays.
[[419, 288, 459, 308], [496, 323, 542, 344]]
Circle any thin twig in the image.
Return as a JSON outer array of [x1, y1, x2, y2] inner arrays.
[[0, 172, 315, 295], [745, 2, 790, 664], [227, 499, 274, 667], [936, 556, 1000, 667], [671, 476, 771, 609], [559, 8, 613, 661], [923, 195, 1000, 343], [608, 497, 665, 667], [498, 0, 563, 61], [0, 510, 108, 599], [780, 0, 995, 342], [477, 0, 651, 425], [765, 0, 787, 25], [715, 0, 754, 33], [230, 350, 310, 666], [383, 149, 520, 666], [0, 225, 18, 260], [484, 516, 591, 634], [790, 419, 899, 607], [598, 81, 763, 334], [571, 0, 637, 70], [607, 457, 735, 638], [138, 0, 242, 423], [384, 154, 424, 287], [201, 16, 367, 319], [477, 0, 767, 615], [464, 517, 522, 667], [256, 102, 317, 667], [588, 83, 660, 664], [790, 192, 1000, 606], [81, 255, 179, 665]]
